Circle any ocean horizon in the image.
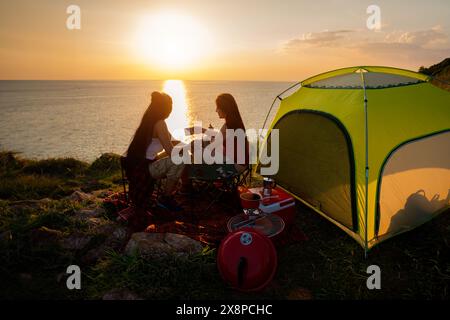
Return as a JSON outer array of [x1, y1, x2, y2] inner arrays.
[[0, 80, 294, 161]]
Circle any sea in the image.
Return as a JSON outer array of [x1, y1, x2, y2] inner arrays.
[[0, 80, 294, 162]]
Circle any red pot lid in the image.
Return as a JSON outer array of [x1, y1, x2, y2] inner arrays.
[[217, 228, 277, 292]]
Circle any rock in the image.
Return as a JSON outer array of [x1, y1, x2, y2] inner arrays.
[[164, 233, 203, 255], [31, 227, 63, 245], [73, 207, 105, 220], [125, 233, 173, 258], [82, 245, 109, 264], [79, 224, 128, 264], [87, 217, 104, 227], [82, 226, 128, 264], [102, 288, 143, 300], [92, 190, 114, 199], [89, 219, 118, 235], [59, 232, 92, 250], [124, 232, 203, 259], [108, 226, 128, 244], [67, 191, 96, 203]]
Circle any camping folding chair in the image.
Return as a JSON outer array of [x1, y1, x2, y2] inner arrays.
[[119, 156, 163, 208]]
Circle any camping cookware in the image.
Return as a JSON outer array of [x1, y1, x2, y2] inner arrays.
[[227, 213, 285, 241], [262, 177, 276, 198], [217, 228, 277, 292], [240, 192, 261, 209]]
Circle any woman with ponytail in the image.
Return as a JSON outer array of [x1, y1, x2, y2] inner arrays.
[[126, 91, 184, 214]]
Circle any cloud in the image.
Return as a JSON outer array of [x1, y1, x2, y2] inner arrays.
[[281, 26, 450, 67], [354, 26, 450, 64], [284, 30, 354, 49], [384, 26, 448, 50]]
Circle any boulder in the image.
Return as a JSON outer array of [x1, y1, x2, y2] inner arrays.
[[124, 232, 203, 259], [59, 232, 92, 250], [125, 233, 172, 259], [73, 207, 105, 220], [92, 189, 114, 199], [31, 227, 63, 245], [67, 191, 96, 203], [88, 218, 123, 238], [109, 226, 128, 244], [81, 225, 128, 264], [164, 233, 203, 255], [86, 217, 104, 227]]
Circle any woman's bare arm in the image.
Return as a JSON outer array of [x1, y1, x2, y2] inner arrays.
[[154, 120, 174, 155]]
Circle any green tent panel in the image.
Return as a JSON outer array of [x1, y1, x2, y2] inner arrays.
[[259, 66, 450, 251]]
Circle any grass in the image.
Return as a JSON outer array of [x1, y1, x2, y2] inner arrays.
[[277, 205, 450, 299], [81, 203, 449, 300], [85, 248, 225, 300], [0, 199, 85, 299], [0, 151, 121, 200], [0, 151, 449, 300]]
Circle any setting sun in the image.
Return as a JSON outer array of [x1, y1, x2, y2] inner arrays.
[[162, 79, 190, 139], [134, 12, 210, 69]]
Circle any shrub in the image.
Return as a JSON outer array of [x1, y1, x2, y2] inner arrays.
[[0, 151, 25, 173], [88, 153, 121, 176], [0, 175, 68, 200], [22, 158, 88, 178]]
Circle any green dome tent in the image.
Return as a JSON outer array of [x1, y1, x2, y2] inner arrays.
[[258, 66, 450, 253]]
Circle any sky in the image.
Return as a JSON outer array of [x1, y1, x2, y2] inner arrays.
[[1, 0, 449, 81]]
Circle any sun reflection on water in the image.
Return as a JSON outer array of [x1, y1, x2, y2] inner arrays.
[[162, 80, 191, 140]]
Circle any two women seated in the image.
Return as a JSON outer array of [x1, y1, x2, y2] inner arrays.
[[123, 91, 249, 214]]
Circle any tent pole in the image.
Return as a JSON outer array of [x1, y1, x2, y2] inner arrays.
[[258, 81, 302, 167], [261, 81, 302, 131], [360, 70, 369, 258]]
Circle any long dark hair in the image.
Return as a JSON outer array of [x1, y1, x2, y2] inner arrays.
[[216, 93, 249, 164], [216, 93, 246, 131], [126, 91, 172, 169]]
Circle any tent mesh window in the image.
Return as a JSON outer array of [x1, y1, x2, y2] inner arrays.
[[305, 72, 424, 89], [377, 131, 450, 238], [264, 111, 355, 230]]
